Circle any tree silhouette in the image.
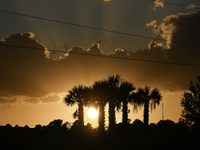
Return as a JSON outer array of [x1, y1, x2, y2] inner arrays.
[[136, 86, 161, 126], [118, 81, 135, 124], [48, 119, 64, 127], [92, 80, 108, 133], [35, 124, 43, 130], [5, 124, 12, 129], [107, 75, 121, 130], [91, 75, 122, 131], [181, 76, 200, 129], [64, 85, 90, 127], [157, 120, 176, 128]]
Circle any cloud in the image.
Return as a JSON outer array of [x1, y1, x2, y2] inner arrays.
[[143, 11, 200, 89], [25, 92, 63, 104], [145, 20, 160, 35], [0, 95, 27, 105], [0, 92, 63, 106], [87, 43, 104, 55], [147, 11, 200, 49], [159, 11, 200, 56], [186, 3, 200, 10], [152, 0, 165, 11], [1, 13, 200, 106], [146, 20, 157, 28], [0, 33, 110, 105], [109, 48, 130, 58], [0, 32, 50, 97]]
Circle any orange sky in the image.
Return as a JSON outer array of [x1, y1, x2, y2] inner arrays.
[[0, 91, 183, 128]]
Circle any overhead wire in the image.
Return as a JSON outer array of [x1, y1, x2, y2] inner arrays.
[[0, 9, 200, 47], [0, 4, 200, 68], [149, 0, 200, 10], [1, 43, 200, 68]]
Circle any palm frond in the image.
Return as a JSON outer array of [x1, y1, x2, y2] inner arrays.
[[150, 88, 162, 103], [148, 88, 162, 111]]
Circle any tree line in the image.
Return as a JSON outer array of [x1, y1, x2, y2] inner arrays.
[[1, 118, 196, 150]]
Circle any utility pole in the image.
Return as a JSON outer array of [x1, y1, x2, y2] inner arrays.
[[162, 99, 164, 120]]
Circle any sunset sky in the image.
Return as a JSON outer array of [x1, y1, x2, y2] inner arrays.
[[0, 0, 200, 128]]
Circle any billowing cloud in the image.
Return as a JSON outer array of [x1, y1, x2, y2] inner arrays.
[[1, 11, 200, 106], [0, 32, 49, 97], [143, 11, 200, 89], [158, 11, 200, 61], [147, 11, 200, 48]]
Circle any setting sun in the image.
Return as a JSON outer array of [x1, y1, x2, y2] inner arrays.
[[87, 107, 98, 118]]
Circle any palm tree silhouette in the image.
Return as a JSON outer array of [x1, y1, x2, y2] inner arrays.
[[136, 86, 161, 126], [92, 80, 109, 133], [118, 81, 135, 124], [64, 85, 91, 127], [107, 75, 121, 130]]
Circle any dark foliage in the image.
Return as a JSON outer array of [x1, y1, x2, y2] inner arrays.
[[1, 119, 200, 150], [181, 76, 200, 130]]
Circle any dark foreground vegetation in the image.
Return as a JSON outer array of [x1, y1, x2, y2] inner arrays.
[[0, 119, 200, 150]]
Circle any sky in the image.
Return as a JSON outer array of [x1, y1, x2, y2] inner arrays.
[[0, 0, 200, 128]]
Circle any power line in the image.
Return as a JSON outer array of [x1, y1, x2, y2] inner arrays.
[[150, 0, 186, 8], [150, 0, 200, 10], [162, 99, 164, 120], [0, 9, 200, 47], [0, 9, 154, 40], [1, 43, 200, 68]]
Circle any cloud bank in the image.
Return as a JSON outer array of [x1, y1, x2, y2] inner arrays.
[[0, 11, 200, 105]]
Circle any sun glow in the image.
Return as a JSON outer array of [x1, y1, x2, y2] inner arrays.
[[87, 107, 98, 118]]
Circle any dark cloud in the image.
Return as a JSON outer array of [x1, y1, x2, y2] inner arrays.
[[0, 32, 49, 97], [147, 11, 200, 64], [141, 11, 200, 90], [1, 10, 200, 105]]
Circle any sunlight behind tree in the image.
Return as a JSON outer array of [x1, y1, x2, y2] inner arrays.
[[87, 107, 99, 118]]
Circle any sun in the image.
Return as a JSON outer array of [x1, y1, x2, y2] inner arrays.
[[87, 107, 98, 118]]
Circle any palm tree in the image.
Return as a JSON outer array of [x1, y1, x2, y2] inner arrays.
[[64, 85, 91, 127], [107, 75, 121, 130], [118, 81, 135, 124], [136, 86, 162, 127], [92, 80, 109, 133]]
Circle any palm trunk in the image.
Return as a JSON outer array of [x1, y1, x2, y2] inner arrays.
[[144, 100, 149, 127], [122, 100, 128, 124], [109, 100, 115, 130], [79, 102, 84, 127], [98, 102, 105, 133]]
